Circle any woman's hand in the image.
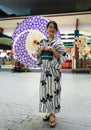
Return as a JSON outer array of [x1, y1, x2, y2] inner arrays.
[[43, 46, 60, 59], [44, 46, 60, 59], [37, 45, 60, 59], [44, 46, 53, 52], [41, 45, 47, 51]]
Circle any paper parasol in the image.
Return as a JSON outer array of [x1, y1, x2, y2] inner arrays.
[[12, 16, 60, 67]]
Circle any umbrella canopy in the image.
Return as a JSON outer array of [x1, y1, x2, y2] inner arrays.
[[12, 16, 60, 67], [26, 29, 46, 56], [0, 33, 12, 50]]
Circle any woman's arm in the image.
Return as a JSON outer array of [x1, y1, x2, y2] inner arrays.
[[37, 47, 43, 58], [37, 46, 46, 58], [52, 48, 60, 59]]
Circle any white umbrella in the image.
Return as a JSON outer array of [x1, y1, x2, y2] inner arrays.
[[26, 29, 46, 57]]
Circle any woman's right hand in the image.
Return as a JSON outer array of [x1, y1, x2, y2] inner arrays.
[[40, 45, 47, 52]]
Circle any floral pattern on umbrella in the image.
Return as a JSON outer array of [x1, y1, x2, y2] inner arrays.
[[12, 16, 60, 67]]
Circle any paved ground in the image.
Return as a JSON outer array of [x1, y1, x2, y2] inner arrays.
[[0, 70, 91, 130]]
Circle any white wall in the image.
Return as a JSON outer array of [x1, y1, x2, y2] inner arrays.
[[4, 28, 14, 37], [3, 24, 91, 37], [0, 13, 91, 36]]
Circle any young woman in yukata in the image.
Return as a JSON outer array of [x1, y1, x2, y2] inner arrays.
[[36, 21, 66, 127]]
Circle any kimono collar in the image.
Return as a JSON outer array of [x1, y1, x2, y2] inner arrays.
[[46, 37, 57, 42]]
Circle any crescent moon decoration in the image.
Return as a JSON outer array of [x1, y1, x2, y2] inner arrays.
[[12, 16, 61, 67]]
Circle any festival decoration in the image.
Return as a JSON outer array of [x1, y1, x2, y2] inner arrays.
[[75, 36, 90, 59]]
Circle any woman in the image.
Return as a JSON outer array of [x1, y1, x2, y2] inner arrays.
[[36, 21, 66, 127]]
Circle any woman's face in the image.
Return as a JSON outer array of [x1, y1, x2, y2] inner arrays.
[[47, 23, 57, 37]]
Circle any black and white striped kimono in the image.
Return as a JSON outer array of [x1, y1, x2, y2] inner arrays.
[[36, 38, 66, 113]]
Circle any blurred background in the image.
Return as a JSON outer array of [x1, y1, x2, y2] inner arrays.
[[0, 0, 91, 72], [0, 1, 91, 130]]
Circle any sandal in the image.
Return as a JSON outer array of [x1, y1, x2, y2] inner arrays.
[[43, 114, 50, 121], [49, 114, 56, 127]]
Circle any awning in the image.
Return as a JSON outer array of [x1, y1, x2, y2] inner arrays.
[[0, 33, 12, 49]]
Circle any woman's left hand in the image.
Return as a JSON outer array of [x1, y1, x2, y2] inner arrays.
[[44, 46, 54, 52], [44, 46, 60, 59]]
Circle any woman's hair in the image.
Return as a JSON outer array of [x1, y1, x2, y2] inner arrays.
[[47, 21, 58, 31]]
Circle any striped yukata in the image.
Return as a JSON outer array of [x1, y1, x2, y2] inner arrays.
[[36, 38, 66, 113]]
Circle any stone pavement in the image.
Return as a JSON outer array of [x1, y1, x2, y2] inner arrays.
[[0, 71, 91, 130]]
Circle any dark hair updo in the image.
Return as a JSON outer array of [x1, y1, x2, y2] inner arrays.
[[47, 21, 58, 31]]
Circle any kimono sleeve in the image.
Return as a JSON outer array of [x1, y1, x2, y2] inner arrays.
[[36, 39, 44, 53], [56, 39, 67, 64], [35, 40, 44, 62], [36, 43, 41, 53]]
